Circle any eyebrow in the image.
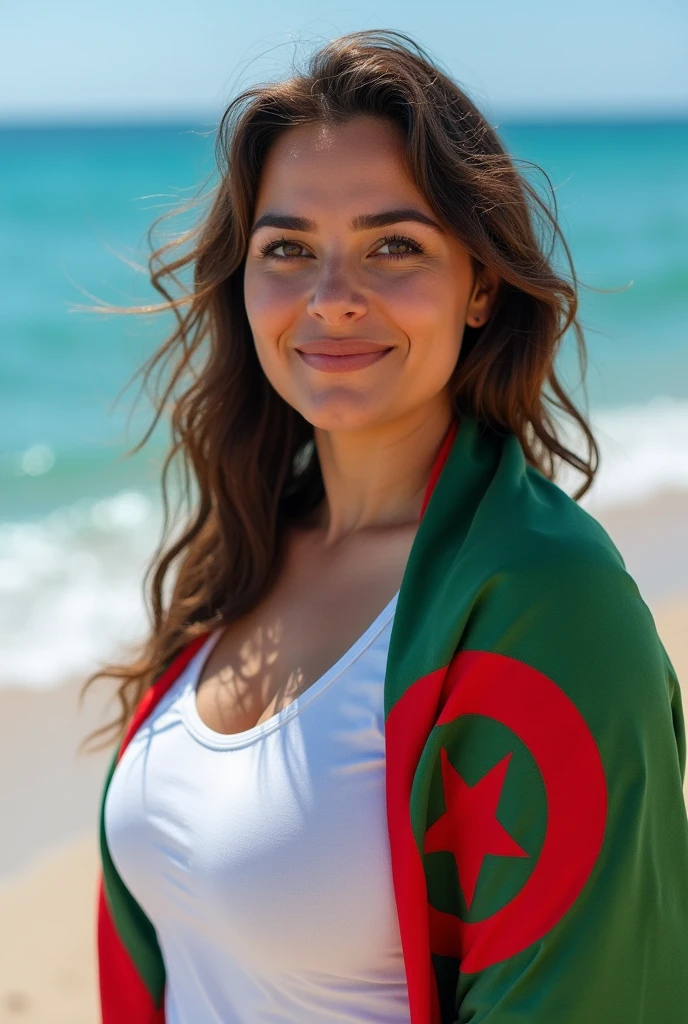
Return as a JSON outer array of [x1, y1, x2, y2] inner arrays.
[[249, 207, 444, 238]]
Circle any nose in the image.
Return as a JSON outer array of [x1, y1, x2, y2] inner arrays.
[[306, 257, 367, 325]]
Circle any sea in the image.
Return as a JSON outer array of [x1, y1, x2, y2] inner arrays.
[[1, 118, 687, 687]]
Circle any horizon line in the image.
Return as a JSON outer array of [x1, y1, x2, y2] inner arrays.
[[1, 107, 686, 130]]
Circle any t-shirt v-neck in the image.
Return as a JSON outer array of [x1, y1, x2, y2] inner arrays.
[[181, 587, 401, 749]]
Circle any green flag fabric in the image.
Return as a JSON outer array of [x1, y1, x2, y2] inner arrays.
[[98, 412, 688, 1023]]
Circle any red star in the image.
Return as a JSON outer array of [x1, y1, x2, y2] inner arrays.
[[424, 748, 530, 910]]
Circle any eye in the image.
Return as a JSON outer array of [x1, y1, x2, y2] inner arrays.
[[256, 232, 427, 262], [375, 234, 426, 259], [257, 237, 310, 261]]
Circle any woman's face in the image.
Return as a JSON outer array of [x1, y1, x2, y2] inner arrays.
[[244, 115, 498, 433]]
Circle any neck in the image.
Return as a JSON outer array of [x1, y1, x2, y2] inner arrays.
[[308, 397, 456, 547]]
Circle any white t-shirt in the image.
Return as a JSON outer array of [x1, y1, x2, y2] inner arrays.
[[104, 590, 411, 1024]]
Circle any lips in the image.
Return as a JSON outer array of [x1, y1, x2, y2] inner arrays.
[[294, 338, 395, 372], [295, 339, 393, 356], [296, 347, 393, 373]]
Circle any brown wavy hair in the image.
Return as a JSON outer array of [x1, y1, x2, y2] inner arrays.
[[80, 28, 603, 753]]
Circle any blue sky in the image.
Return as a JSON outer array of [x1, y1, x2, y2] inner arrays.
[[1, 0, 686, 121]]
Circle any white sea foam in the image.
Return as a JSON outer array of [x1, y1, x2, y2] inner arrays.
[[0, 491, 163, 689], [1, 396, 687, 689], [561, 396, 688, 511]]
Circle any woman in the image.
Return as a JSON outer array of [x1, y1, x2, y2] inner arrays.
[[88, 29, 688, 1024]]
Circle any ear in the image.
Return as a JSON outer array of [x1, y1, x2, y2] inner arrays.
[[467, 265, 501, 326]]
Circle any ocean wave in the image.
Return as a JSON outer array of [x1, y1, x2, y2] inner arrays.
[[563, 395, 688, 510], [2, 396, 687, 689], [0, 491, 162, 690]]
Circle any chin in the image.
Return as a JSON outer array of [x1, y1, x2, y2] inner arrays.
[[295, 392, 392, 433]]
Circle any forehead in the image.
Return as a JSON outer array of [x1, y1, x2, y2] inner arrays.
[[254, 117, 427, 215]]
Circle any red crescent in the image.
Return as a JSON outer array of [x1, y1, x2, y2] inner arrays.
[[429, 649, 608, 973]]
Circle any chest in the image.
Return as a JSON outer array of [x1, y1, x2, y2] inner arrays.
[[104, 624, 402, 977], [195, 526, 415, 735]]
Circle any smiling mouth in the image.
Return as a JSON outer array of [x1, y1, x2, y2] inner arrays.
[[296, 348, 393, 373]]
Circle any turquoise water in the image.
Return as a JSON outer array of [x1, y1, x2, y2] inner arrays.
[[1, 119, 687, 686], [1, 119, 687, 520]]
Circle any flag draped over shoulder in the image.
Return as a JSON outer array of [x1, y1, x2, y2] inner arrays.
[[97, 412, 688, 1024]]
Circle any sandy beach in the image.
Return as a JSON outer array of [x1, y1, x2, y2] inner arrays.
[[1, 490, 687, 1024]]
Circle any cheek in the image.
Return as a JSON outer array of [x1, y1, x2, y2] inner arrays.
[[243, 271, 300, 341], [386, 278, 466, 400], [383, 275, 464, 366], [382, 272, 460, 331], [243, 272, 303, 403]]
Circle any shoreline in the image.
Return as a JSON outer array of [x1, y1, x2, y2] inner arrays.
[[0, 676, 114, 879], [590, 487, 688, 604]]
